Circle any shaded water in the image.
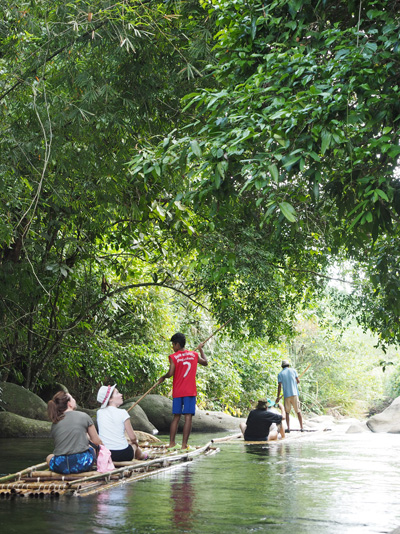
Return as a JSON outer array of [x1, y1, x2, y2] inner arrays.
[[1, 430, 400, 533]]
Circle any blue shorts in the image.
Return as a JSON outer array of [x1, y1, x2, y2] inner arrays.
[[172, 396, 196, 415], [49, 448, 96, 474]]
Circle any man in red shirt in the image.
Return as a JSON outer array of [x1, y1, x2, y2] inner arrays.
[[158, 332, 208, 450]]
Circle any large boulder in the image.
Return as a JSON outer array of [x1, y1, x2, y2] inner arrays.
[[129, 395, 174, 432], [191, 409, 245, 432], [0, 412, 51, 438], [0, 382, 48, 421], [129, 394, 245, 433], [120, 402, 158, 434], [367, 397, 400, 433]]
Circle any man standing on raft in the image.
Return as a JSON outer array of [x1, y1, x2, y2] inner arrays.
[[158, 332, 208, 450], [276, 360, 304, 432]]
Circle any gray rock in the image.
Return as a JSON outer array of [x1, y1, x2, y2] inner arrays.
[[130, 394, 245, 433], [120, 402, 158, 434], [335, 417, 361, 426], [307, 415, 335, 425], [346, 422, 371, 433], [129, 395, 174, 432], [192, 410, 246, 432], [0, 382, 48, 421], [0, 412, 51, 438], [367, 397, 400, 433]]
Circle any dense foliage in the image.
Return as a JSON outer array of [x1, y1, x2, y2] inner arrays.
[[0, 0, 399, 415], [132, 0, 400, 344], [0, 0, 217, 389]]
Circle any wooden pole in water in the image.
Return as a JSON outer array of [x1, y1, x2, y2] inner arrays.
[[127, 319, 233, 413]]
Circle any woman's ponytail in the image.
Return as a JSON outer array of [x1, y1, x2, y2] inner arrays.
[[47, 391, 69, 423]]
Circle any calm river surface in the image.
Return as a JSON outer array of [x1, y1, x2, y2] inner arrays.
[[1, 429, 400, 533]]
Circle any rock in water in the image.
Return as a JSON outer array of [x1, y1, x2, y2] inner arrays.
[[367, 397, 400, 433]]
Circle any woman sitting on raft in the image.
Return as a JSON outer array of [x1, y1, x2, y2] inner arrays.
[[97, 385, 147, 462], [46, 391, 103, 474]]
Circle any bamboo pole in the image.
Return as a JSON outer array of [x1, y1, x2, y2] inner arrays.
[[67, 441, 212, 489], [0, 482, 69, 489], [299, 363, 311, 379], [198, 318, 233, 346], [77, 442, 213, 497], [127, 381, 159, 412], [28, 471, 116, 481], [211, 432, 242, 444], [0, 462, 48, 483]]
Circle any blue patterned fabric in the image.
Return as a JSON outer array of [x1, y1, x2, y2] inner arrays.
[[49, 448, 96, 474]]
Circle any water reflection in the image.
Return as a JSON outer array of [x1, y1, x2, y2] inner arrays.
[[93, 490, 128, 532], [170, 467, 195, 529]]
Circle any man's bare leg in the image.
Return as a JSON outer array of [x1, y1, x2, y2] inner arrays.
[[297, 411, 304, 430], [181, 414, 193, 449], [286, 411, 291, 432], [169, 414, 181, 447]]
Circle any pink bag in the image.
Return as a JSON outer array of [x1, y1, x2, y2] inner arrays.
[[96, 445, 115, 473]]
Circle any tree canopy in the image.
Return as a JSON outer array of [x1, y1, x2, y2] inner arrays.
[[1, 0, 400, 396], [132, 0, 400, 344]]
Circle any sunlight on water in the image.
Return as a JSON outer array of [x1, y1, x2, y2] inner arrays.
[[1, 431, 400, 533]]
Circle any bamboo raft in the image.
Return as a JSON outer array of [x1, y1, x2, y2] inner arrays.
[[0, 428, 328, 498], [0, 440, 220, 499]]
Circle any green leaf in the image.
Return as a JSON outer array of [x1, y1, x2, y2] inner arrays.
[[279, 202, 297, 222], [321, 130, 332, 155], [190, 140, 202, 157], [268, 164, 279, 182], [375, 189, 389, 202], [283, 154, 302, 168]]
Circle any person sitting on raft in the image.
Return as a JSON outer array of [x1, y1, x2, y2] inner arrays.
[[46, 391, 103, 474], [96, 385, 147, 462], [239, 399, 286, 441]]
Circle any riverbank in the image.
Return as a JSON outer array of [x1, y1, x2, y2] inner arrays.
[[1, 380, 399, 440]]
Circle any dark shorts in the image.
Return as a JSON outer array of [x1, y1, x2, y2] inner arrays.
[[110, 445, 134, 462], [244, 434, 268, 441], [49, 448, 96, 474], [172, 396, 196, 415]]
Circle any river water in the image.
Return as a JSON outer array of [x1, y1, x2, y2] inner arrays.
[[1, 429, 400, 533]]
